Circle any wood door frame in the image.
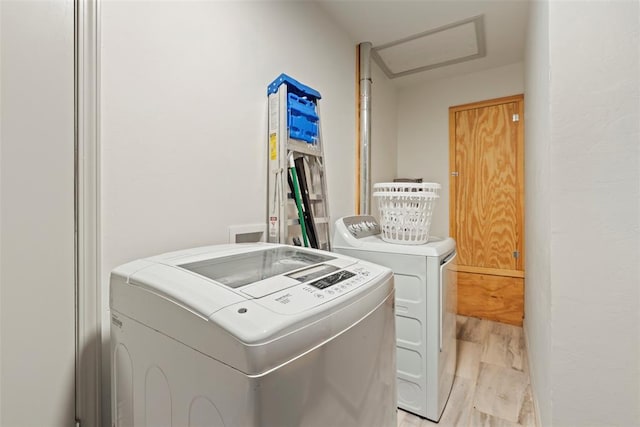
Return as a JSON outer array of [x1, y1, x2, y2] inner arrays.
[[448, 94, 525, 277]]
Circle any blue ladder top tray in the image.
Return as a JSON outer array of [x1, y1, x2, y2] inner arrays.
[[267, 73, 321, 100]]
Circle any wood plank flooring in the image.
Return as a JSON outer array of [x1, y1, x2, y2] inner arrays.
[[398, 316, 535, 427]]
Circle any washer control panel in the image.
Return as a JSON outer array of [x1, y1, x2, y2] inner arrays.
[[256, 264, 382, 315], [309, 270, 355, 289], [341, 215, 380, 239]]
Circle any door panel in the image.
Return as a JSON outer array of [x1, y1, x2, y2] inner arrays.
[[449, 95, 524, 325], [457, 272, 524, 326], [453, 102, 519, 271]]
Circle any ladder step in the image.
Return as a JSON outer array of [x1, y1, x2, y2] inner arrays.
[[287, 217, 329, 226], [287, 139, 322, 157]]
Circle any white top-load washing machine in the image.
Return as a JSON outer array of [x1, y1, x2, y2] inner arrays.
[[110, 243, 396, 427], [333, 216, 457, 422]]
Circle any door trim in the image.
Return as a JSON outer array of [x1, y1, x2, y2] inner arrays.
[[448, 94, 525, 272], [448, 94, 524, 115], [75, 0, 102, 425]]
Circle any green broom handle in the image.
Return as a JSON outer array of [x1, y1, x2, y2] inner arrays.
[[289, 166, 309, 247]]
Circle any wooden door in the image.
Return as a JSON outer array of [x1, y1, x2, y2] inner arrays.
[[449, 95, 524, 325]]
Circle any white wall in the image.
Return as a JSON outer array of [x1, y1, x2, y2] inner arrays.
[[523, 0, 551, 424], [526, 1, 640, 425], [0, 0, 76, 425], [100, 1, 358, 422], [0, 1, 4, 422], [0, 1, 3, 421], [547, 1, 639, 425], [370, 60, 398, 219], [396, 62, 524, 237]]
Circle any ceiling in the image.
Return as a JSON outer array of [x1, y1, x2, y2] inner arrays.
[[316, 0, 529, 87]]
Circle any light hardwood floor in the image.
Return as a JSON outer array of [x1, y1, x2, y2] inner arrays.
[[398, 316, 535, 427]]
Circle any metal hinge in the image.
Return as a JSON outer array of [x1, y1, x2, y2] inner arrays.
[[513, 251, 520, 259], [451, 171, 459, 176], [512, 114, 520, 122]]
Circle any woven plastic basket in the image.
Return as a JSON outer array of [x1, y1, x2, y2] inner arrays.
[[373, 182, 441, 245], [373, 182, 440, 196]]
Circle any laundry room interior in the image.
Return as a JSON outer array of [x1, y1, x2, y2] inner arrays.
[[1, 1, 638, 427]]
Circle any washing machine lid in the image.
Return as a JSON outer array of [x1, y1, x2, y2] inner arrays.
[[333, 215, 455, 256], [344, 234, 455, 256], [118, 244, 355, 317], [112, 243, 389, 336], [178, 246, 335, 289], [110, 243, 394, 374]]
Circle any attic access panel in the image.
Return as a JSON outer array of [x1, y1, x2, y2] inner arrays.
[[372, 15, 486, 79]]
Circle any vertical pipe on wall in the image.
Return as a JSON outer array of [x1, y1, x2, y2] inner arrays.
[[359, 42, 372, 215]]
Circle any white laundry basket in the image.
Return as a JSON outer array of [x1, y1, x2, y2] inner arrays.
[[373, 182, 441, 245]]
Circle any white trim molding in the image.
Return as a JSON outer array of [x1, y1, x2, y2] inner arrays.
[[75, 0, 101, 425]]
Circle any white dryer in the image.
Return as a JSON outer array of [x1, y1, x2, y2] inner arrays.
[[110, 243, 397, 427], [333, 215, 457, 422]]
